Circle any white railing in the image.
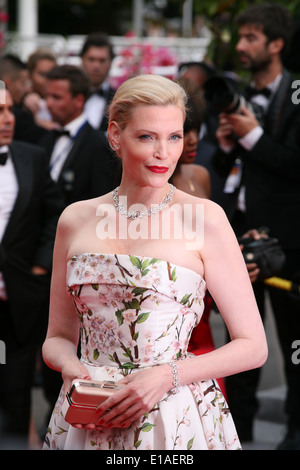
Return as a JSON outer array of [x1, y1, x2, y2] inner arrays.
[[5, 33, 210, 81], [6, 33, 68, 60]]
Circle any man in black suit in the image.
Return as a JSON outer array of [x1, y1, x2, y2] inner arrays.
[[213, 4, 300, 449], [0, 89, 64, 447], [80, 33, 116, 131], [40, 64, 117, 206]]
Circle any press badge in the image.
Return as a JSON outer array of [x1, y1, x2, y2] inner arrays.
[[223, 158, 243, 194]]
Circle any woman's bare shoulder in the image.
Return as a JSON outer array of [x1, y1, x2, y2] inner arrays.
[[177, 191, 228, 232], [192, 163, 210, 177], [58, 193, 113, 230], [181, 163, 210, 179], [201, 198, 229, 229]]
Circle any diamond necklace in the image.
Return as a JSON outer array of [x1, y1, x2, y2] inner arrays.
[[112, 184, 176, 220]]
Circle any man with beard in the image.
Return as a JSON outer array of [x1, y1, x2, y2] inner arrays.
[[213, 4, 300, 449]]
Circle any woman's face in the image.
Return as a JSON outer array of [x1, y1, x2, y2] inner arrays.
[[111, 104, 184, 188], [179, 128, 199, 164], [31, 59, 56, 97]]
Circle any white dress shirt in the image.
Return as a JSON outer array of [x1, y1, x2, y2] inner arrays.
[[36, 98, 53, 122], [49, 113, 88, 182], [223, 74, 282, 211], [84, 80, 110, 129], [238, 74, 282, 151], [0, 146, 18, 299]]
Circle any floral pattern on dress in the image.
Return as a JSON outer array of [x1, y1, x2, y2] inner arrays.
[[43, 253, 241, 450]]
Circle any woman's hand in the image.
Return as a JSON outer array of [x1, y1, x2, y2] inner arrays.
[[23, 92, 41, 114], [96, 364, 171, 429], [61, 358, 91, 396], [60, 358, 106, 431]]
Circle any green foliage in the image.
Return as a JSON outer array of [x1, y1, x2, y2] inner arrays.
[[191, 0, 300, 71], [193, 0, 300, 16]]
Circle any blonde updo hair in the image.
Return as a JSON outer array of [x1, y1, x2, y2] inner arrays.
[[108, 74, 188, 130]]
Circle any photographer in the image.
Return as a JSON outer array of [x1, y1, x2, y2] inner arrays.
[[212, 4, 300, 449]]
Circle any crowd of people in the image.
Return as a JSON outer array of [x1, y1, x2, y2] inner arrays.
[[0, 32, 119, 449], [0, 2, 299, 451]]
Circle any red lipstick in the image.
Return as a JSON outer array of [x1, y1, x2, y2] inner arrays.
[[187, 151, 197, 158], [147, 166, 169, 174]]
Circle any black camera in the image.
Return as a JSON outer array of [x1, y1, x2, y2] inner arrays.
[[238, 234, 286, 280], [204, 76, 264, 123]]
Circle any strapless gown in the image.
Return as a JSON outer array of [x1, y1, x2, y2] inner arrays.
[[43, 253, 241, 450]]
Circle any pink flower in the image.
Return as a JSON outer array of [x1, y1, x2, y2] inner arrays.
[[123, 311, 135, 323], [125, 31, 136, 38], [0, 12, 9, 22], [144, 344, 154, 356], [116, 34, 178, 85]]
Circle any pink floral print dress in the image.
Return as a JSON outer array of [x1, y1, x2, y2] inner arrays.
[[43, 253, 241, 450]]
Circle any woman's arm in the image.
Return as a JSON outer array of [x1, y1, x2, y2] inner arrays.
[[42, 207, 91, 394], [177, 201, 268, 382], [95, 200, 268, 429]]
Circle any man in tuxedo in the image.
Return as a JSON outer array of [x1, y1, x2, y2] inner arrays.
[[40, 64, 117, 206], [213, 4, 300, 449], [80, 33, 116, 131], [0, 89, 64, 447]]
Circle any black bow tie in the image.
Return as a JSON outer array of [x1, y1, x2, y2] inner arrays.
[[245, 85, 271, 99], [53, 129, 71, 139], [92, 88, 105, 97], [0, 152, 8, 165]]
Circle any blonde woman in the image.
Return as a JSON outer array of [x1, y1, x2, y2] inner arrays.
[[42, 74, 267, 450]]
